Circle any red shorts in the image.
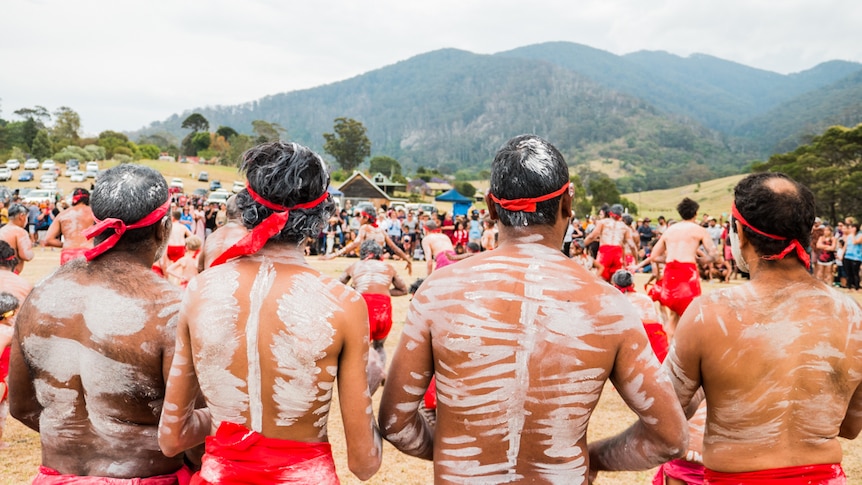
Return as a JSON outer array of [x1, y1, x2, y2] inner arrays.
[[704, 463, 845, 484], [435, 250, 458, 270], [32, 465, 192, 484], [193, 421, 338, 485], [60, 248, 89, 265], [362, 293, 393, 341], [597, 245, 623, 282], [653, 459, 705, 485], [643, 321, 669, 363], [166, 245, 185, 263], [653, 261, 701, 317]]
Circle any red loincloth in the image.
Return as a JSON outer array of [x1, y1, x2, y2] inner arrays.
[[597, 245, 623, 281], [643, 321, 669, 363], [192, 421, 339, 485], [703, 463, 845, 484], [424, 377, 437, 410], [652, 261, 701, 317], [362, 293, 393, 342], [653, 459, 705, 485], [32, 465, 192, 485], [60, 248, 89, 265], [166, 245, 185, 263], [435, 250, 458, 270], [1, 346, 9, 401]]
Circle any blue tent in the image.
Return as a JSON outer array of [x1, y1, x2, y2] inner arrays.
[[327, 186, 344, 196], [435, 189, 473, 216]]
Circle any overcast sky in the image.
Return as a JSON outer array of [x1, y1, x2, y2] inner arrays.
[[2, 0, 860, 135]]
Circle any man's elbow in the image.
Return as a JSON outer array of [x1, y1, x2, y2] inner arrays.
[[158, 433, 185, 458], [653, 420, 689, 462], [839, 421, 862, 440], [349, 453, 382, 481]]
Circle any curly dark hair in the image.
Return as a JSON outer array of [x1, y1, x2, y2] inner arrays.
[[0, 241, 17, 270], [733, 172, 815, 262], [676, 198, 700, 220], [235, 141, 335, 244]]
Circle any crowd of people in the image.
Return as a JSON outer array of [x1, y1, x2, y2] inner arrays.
[[0, 136, 860, 484]]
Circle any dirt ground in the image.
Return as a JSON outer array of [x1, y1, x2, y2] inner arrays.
[[2, 248, 862, 484]]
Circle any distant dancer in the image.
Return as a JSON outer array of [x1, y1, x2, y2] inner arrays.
[[198, 194, 247, 272], [340, 239, 408, 394], [166, 209, 193, 262], [0, 204, 34, 274], [583, 203, 637, 281], [44, 188, 95, 264]]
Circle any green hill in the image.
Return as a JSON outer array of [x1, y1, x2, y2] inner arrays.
[[623, 173, 746, 220]]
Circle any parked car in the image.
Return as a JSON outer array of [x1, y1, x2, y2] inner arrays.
[[231, 181, 246, 193], [192, 188, 209, 199], [0, 168, 11, 181], [70, 170, 86, 183], [206, 189, 232, 205], [24, 159, 40, 170], [198, 171, 209, 182], [85, 161, 100, 172], [84, 170, 98, 179], [18, 171, 35, 182], [39, 179, 58, 190], [5, 159, 20, 170], [170, 178, 184, 190], [209, 180, 222, 191], [41, 159, 56, 171], [23, 189, 59, 204]]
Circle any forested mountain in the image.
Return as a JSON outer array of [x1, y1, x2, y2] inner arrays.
[[132, 42, 862, 191]]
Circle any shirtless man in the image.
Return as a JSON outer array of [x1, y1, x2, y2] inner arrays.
[[379, 135, 686, 483], [633, 197, 716, 338], [667, 172, 862, 483], [0, 203, 34, 274], [480, 218, 497, 250], [197, 195, 248, 272], [7, 164, 192, 482], [583, 203, 637, 282], [420, 219, 471, 274], [340, 239, 408, 394], [325, 210, 412, 275], [159, 141, 381, 483], [44, 188, 95, 265], [166, 209, 193, 263]]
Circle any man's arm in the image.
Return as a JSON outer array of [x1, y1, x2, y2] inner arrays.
[[158, 292, 212, 458], [16, 230, 34, 261], [339, 264, 354, 285], [337, 295, 382, 480], [8, 305, 43, 431], [583, 221, 603, 246], [383, 234, 412, 275], [589, 308, 688, 472], [700, 228, 718, 263], [44, 218, 63, 248], [390, 270, 408, 297], [422, 237, 434, 275], [378, 295, 435, 460]]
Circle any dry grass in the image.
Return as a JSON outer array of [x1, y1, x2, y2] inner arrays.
[[623, 174, 747, 221]]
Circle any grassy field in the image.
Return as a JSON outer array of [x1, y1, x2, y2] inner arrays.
[[623, 173, 747, 221]]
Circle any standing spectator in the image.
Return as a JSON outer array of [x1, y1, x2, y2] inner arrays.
[[467, 210, 483, 246], [0, 204, 34, 274], [451, 220, 469, 253], [637, 217, 654, 250], [842, 221, 862, 291]]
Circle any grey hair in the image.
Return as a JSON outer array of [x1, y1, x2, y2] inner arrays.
[[90, 164, 169, 247], [360, 240, 383, 260]]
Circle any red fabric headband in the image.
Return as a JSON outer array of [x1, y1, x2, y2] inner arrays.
[[360, 211, 378, 228], [731, 202, 810, 269], [210, 184, 330, 267], [488, 181, 570, 213], [73, 193, 88, 205], [83, 198, 172, 261]]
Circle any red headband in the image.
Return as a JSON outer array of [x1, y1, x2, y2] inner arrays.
[[83, 198, 172, 261], [488, 181, 570, 213], [360, 211, 378, 228], [210, 184, 330, 267], [731, 202, 810, 270], [73, 193, 89, 205]]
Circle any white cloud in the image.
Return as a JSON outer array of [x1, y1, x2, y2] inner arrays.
[[1, 0, 860, 134]]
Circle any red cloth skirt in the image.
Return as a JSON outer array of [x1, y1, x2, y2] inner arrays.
[[597, 245, 623, 281], [653, 459, 705, 484], [192, 422, 339, 485], [704, 463, 845, 484], [643, 321, 669, 363], [653, 261, 701, 316], [32, 465, 192, 484], [166, 245, 185, 263], [361, 293, 393, 342]]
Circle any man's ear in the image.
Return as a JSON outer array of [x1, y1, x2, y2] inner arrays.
[[734, 220, 749, 246], [485, 194, 499, 221], [560, 184, 573, 220], [155, 217, 171, 245]]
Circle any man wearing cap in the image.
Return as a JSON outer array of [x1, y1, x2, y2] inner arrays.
[[0, 203, 34, 274], [159, 141, 381, 483], [380, 135, 686, 482], [44, 188, 95, 265], [637, 217, 654, 251], [667, 172, 862, 483], [339, 240, 409, 394], [583, 203, 638, 282], [8, 164, 193, 483]]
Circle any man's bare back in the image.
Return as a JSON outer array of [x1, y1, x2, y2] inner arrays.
[[341, 259, 407, 296], [45, 204, 95, 250], [9, 259, 184, 476], [421, 231, 455, 273], [653, 220, 715, 264]]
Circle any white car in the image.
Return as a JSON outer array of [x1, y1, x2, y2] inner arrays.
[[206, 189, 232, 205], [170, 178, 184, 190], [70, 171, 86, 182], [39, 180, 58, 190], [231, 181, 246, 193], [23, 189, 59, 205], [5, 159, 20, 170], [86, 161, 100, 172], [0, 167, 11, 181], [41, 159, 56, 170], [24, 159, 40, 170]]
